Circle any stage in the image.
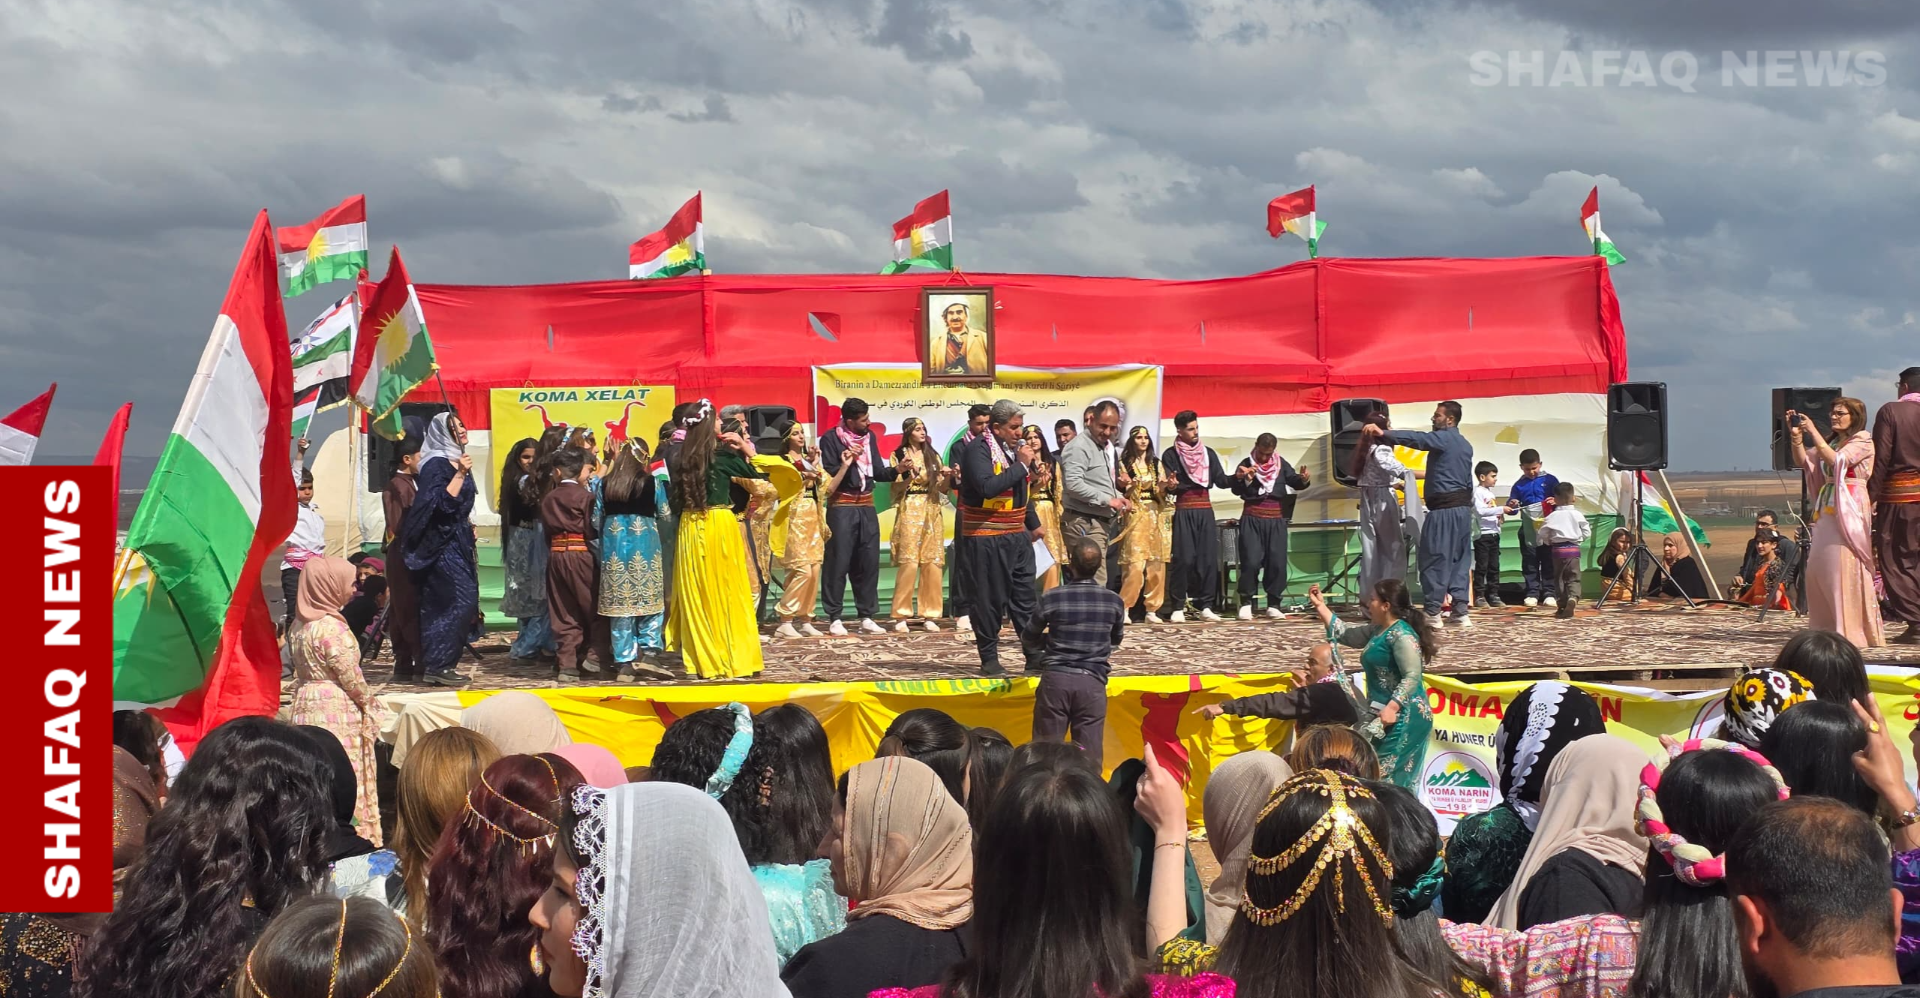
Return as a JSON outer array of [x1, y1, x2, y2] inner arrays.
[[359, 601, 1920, 697]]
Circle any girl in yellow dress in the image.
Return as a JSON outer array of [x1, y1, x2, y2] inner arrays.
[[1117, 426, 1172, 621], [773, 421, 849, 638], [1025, 423, 1067, 590], [889, 417, 948, 631], [667, 400, 767, 678]]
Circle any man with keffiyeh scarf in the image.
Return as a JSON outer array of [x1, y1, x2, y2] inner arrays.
[[1159, 410, 1236, 622], [1231, 432, 1311, 620], [820, 397, 901, 636]]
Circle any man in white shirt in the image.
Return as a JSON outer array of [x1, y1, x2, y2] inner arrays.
[[1536, 481, 1592, 619]]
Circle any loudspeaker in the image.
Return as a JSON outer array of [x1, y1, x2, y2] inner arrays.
[[1771, 387, 1841, 472], [365, 402, 453, 492], [1606, 382, 1668, 471], [1330, 398, 1389, 487], [743, 405, 797, 449]]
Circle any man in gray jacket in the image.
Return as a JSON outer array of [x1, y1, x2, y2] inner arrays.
[[1059, 400, 1129, 586]]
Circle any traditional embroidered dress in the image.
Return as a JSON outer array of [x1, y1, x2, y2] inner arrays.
[[1118, 454, 1170, 614], [290, 613, 390, 846], [1031, 460, 1067, 590], [1330, 616, 1433, 788], [776, 456, 830, 622], [890, 456, 947, 621], [594, 475, 667, 662], [1802, 430, 1885, 647], [669, 449, 767, 679]]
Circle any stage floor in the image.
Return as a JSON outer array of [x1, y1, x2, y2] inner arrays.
[[359, 601, 1920, 695]]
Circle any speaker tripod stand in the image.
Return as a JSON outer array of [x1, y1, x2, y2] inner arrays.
[[1593, 474, 1698, 610]]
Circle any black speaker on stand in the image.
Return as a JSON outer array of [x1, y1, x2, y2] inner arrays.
[[365, 402, 453, 493], [1330, 398, 1389, 488], [1598, 383, 1694, 609]]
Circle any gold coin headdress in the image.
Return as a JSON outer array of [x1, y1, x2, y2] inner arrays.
[[1240, 769, 1393, 927]]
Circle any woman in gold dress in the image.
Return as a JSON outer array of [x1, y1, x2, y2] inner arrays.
[[773, 421, 848, 638], [1025, 423, 1067, 590], [1116, 426, 1172, 621], [889, 417, 948, 631]]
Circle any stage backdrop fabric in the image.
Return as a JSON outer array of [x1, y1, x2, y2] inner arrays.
[[377, 666, 1920, 831]]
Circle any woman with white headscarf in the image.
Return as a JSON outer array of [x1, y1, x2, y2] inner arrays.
[[531, 781, 790, 998], [399, 411, 480, 685]]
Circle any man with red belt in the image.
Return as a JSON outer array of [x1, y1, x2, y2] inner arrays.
[[1160, 410, 1236, 622], [1232, 432, 1312, 619], [959, 399, 1045, 676], [1871, 366, 1920, 643], [540, 447, 602, 682], [820, 397, 900, 636]]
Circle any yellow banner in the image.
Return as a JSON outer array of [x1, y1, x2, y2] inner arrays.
[[487, 385, 677, 458], [395, 667, 1920, 829], [809, 364, 1162, 528]]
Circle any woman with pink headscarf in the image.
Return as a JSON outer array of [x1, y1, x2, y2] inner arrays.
[[289, 555, 391, 845]]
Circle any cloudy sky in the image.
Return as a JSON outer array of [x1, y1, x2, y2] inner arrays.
[[4, 0, 1916, 473]]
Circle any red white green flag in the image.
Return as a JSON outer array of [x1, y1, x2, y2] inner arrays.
[[0, 383, 55, 465], [276, 195, 369, 297], [113, 211, 296, 750], [349, 248, 438, 440], [1581, 187, 1626, 266], [882, 191, 953, 274], [629, 193, 705, 278], [1267, 185, 1325, 258]]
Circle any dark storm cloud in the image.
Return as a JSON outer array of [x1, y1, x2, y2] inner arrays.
[[870, 0, 974, 61]]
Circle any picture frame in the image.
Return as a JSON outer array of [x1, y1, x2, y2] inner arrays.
[[920, 286, 995, 385]]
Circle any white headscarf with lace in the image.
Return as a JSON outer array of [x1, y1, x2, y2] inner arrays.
[[420, 411, 465, 466], [568, 781, 790, 998]]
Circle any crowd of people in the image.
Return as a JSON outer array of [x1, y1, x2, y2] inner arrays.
[[8, 622, 1919, 998]]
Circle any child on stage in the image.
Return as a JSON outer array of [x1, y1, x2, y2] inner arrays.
[[1472, 461, 1507, 608], [596, 440, 674, 680], [541, 448, 603, 682], [1506, 448, 1559, 608], [1536, 481, 1591, 619]]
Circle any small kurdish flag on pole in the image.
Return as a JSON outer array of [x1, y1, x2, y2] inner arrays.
[[882, 190, 953, 274], [1581, 186, 1626, 266], [276, 195, 369, 297], [349, 248, 437, 440], [1267, 185, 1325, 258], [0, 383, 55, 466], [629, 193, 706, 278]]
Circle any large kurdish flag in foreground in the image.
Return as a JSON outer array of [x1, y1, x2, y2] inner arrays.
[[350, 247, 437, 439], [114, 211, 295, 748]]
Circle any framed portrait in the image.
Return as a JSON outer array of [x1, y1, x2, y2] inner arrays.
[[920, 286, 995, 385]]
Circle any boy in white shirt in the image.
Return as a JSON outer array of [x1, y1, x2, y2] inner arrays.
[[1537, 481, 1591, 619], [1472, 461, 1507, 608], [281, 437, 325, 634]]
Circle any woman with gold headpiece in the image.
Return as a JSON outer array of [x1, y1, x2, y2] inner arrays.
[[235, 896, 439, 998], [1025, 423, 1067, 590], [1117, 426, 1171, 620], [889, 417, 949, 631], [1152, 769, 1437, 998]]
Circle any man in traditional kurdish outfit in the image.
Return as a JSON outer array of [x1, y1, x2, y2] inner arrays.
[[381, 434, 423, 680], [959, 399, 1045, 677], [1871, 367, 1920, 642], [1160, 410, 1236, 622], [819, 397, 900, 636], [1231, 432, 1312, 619], [541, 448, 602, 682], [1365, 401, 1476, 626], [947, 404, 992, 633], [939, 302, 989, 375]]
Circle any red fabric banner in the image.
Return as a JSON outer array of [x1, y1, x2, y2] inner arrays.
[[412, 257, 1628, 429]]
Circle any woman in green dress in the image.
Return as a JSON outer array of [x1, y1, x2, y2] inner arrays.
[[1305, 578, 1436, 788]]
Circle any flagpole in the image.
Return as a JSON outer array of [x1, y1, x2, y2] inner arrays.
[[345, 413, 360, 556]]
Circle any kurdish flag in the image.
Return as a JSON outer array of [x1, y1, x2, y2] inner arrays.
[[629, 193, 705, 279], [350, 247, 437, 440], [1581, 187, 1626, 266], [0, 383, 55, 465], [1638, 471, 1708, 546], [883, 191, 953, 274], [114, 211, 296, 750], [277, 195, 369, 297], [1267, 185, 1325, 258]]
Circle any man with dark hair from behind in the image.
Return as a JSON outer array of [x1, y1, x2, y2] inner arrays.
[[1727, 797, 1909, 998], [1025, 536, 1126, 759], [1871, 366, 1920, 643]]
